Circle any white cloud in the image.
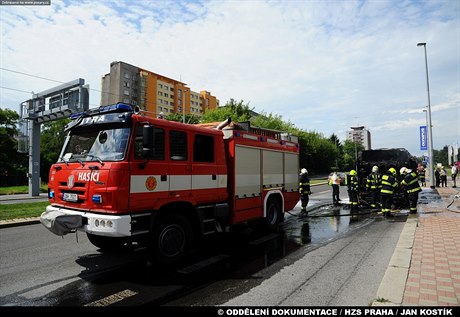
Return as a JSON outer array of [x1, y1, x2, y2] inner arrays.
[[1, 0, 459, 157]]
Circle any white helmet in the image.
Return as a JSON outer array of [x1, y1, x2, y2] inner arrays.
[[372, 165, 378, 173], [400, 167, 408, 175], [301, 168, 308, 175]]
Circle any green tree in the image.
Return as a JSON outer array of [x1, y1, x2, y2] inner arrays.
[[298, 130, 340, 174], [0, 108, 27, 186], [329, 133, 342, 149], [342, 140, 364, 171], [251, 112, 295, 132], [200, 99, 254, 123], [433, 146, 449, 167], [40, 119, 69, 182], [200, 99, 341, 175], [165, 112, 200, 124]]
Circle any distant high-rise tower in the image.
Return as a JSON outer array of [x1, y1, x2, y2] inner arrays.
[[100, 61, 219, 117], [346, 126, 372, 150]]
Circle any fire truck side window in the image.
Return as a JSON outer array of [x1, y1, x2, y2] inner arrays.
[[193, 134, 214, 162], [170, 130, 187, 161], [134, 125, 165, 160]]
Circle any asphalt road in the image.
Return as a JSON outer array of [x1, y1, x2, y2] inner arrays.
[[167, 214, 406, 306], [0, 185, 406, 307]]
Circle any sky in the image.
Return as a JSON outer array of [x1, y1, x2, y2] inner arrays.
[[0, 0, 459, 157]]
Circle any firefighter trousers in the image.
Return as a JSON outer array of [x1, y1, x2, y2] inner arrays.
[[381, 194, 393, 215], [408, 192, 419, 214], [300, 194, 309, 211], [348, 190, 358, 210], [370, 190, 381, 208]]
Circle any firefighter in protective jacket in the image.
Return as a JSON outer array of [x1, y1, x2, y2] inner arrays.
[[380, 167, 398, 217], [347, 170, 359, 211], [400, 167, 422, 214], [299, 168, 311, 215], [366, 165, 382, 209]]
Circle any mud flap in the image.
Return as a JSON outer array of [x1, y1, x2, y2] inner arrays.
[[40, 210, 83, 236]]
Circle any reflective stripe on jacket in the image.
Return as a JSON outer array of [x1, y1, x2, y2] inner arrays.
[[299, 174, 310, 194], [381, 174, 398, 195], [401, 172, 422, 193], [347, 175, 358, 191], [366, 173, 382, 189]]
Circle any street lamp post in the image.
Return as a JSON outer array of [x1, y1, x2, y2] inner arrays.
[[417, 42, 435, 189]]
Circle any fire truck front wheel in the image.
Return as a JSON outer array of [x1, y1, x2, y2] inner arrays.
[[151, 213, 192, 265]]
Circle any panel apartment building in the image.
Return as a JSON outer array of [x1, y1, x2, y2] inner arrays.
[[346, 126, 372, 150], [100, 61, 219, 117]]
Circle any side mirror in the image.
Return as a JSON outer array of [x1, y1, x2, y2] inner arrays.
[[142, 125, 154, 157]]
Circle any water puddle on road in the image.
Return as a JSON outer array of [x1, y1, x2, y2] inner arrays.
[[41, 200, 429, 307], [282, 203, 374, 247]]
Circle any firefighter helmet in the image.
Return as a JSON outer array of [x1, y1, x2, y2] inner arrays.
[[372, 165, 379, 173], [350, 169, 357, 176], [389, 167, 397, 175], [300, 168, 308, 175], [400, 167, 408, 175]]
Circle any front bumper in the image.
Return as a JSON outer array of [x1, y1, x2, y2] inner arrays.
[[40, 205, 132, 237]]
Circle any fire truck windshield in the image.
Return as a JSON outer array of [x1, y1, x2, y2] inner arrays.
[[60, 127, 130, 163]]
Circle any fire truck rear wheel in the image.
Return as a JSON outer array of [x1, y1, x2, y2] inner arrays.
[[265, 197, 282, 230], [86, 233, 126, 251], [151, 213, 192, 265]]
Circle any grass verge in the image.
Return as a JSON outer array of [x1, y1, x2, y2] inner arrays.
[[0, 201, 49, 221], [0, 184, 48, 195]]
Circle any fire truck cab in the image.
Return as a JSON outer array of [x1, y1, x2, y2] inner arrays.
[[41, 103, 299, 264]]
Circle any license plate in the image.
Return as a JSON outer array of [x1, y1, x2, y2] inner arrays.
[[63, 193, 78, 202]]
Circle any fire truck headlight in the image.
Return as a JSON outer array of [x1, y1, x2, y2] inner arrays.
[[106, 220, 113, 228], [95, 219, 99, 227]]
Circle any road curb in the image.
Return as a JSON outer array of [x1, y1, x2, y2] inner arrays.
[[0, 217, 41, 229], [371, 215, 418, 306]]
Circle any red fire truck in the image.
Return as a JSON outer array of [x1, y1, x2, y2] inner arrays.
[[40, 103, 300, 264]]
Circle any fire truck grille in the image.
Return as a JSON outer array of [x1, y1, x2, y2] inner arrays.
[[57, 182, 88, 203]]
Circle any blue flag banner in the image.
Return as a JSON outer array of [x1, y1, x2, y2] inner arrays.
[[420, 126, 428, 151]]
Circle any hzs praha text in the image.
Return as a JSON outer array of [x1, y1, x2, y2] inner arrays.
[[219, 308, 454, 316]]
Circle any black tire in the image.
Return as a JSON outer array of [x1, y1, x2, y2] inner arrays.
[[265, 197, 283, 231], [151, 213, 192, 265], [86, 233, 126, 251]]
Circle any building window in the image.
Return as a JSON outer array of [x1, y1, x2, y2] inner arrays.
[[124, 73, 130, 79], [124, 89, 129, 96]]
